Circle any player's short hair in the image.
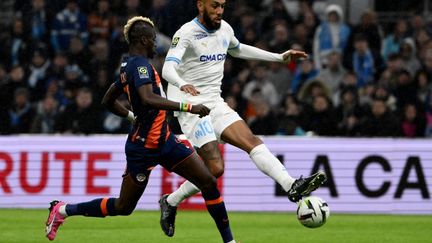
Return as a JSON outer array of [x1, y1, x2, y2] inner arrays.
[[123, 16, 155, 44]]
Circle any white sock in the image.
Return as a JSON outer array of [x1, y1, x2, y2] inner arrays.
[[59, 204, 68, 217], [227, 240, 236, 243], [249, 144, 295, 191], [167, 180, 200, 207]]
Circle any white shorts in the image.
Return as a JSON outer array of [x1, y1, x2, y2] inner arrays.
[[177, 101, 242, 147]]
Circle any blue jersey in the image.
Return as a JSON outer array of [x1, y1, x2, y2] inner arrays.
[[115, 55, 170, 149]]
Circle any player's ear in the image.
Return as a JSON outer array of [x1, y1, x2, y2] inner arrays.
[[197, 0, 204, 11]]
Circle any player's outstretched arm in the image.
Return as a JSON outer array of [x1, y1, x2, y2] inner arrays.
[[138, 83, 209, 117], [102, 83, 135, 123], [228, 43, 307, 63]]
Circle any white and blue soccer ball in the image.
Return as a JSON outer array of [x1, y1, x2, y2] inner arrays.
[[296, 196, 330, 228]]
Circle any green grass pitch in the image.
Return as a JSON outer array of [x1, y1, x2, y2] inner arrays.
[[1, 209, 431, 243]]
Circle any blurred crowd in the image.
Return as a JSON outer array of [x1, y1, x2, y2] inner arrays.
[[0, 0, 431, 138]]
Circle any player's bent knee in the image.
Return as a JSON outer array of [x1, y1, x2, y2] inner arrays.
[[210, 162, 224, 178]]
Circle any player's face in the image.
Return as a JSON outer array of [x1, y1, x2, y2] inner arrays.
[[143, 28, 157, 58], [200, 0, 225, 30]]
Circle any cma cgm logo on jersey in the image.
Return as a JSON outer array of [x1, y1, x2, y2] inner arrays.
[[199, 54, 226, 62]]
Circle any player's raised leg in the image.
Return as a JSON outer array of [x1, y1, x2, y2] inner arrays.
[[172, 152, 235, 243], [45, 171, 147, 240], [221, 120, 326, 202]]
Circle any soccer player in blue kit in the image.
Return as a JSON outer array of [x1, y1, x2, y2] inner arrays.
[[45, 16, 237, 243]]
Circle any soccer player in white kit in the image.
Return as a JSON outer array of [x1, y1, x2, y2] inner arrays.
[[158, 0, 327, 237]]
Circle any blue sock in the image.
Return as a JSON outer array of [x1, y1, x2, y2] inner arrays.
[[202, 189, 233, 243], [66, 198, 117, 217]]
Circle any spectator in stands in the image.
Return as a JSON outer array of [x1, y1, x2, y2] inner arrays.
[[267, 61, 292, 98], [317, 50, 347, 95], [88, 38, 110, 76], [379, 53, 403, 89], [249, 98, 279, 135], [1, 18, 32, 69], [277, 94, 306, 135], [51, 0, 88, 53], [313, 4, 350, 70], [360, 98, 402, 137], [20, 0, 54, 44], [149, 0, 169, 36], [4, 65, 27, 108], [87, 0, 116, 42], [297, 0, 319, 39], [67, 36, 92, 74], [347, 9, 382, 54], [27, 47, 51, 102], [242, 64, 279, 107], [382, 18, 408, 61], [291, 58, 318, 93], [393, 69, 418, 111], [30, 95, 58, 133], [8, 88, 35, 134], [373, 84, 397, 111], [292, 23, 313, 54], [335, 86, 364, 134], [349, 34, 383, 87], [298, 79, 332, 105], [64, 64, 87, 93], [269, 22, 291, 53], [261, 0, 294, 38], [415, 70, 431, 103], [400, 103, 426, 138], [301, 94, 338, 136], [400, 38, 421, 76], [55, 87, 102, 134]]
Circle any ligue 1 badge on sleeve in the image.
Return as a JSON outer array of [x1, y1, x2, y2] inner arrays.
[[171, 37, 180, 48], [137, 66, 149, 79]]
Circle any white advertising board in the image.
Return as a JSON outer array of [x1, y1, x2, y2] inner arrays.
[[0, 136, 431, 214]]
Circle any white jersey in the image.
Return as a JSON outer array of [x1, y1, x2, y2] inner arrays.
[[165, 17, 240, 103]]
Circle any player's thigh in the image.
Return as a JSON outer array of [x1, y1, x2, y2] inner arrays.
[[197, 140, 224, 178], [210, 102, 243, 141], [177, 112, 218, 148], [172, 152, 216, 191], [220, 120, 263, 153]]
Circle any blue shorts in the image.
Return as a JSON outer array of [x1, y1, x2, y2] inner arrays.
[[124, 133, 194, 186]]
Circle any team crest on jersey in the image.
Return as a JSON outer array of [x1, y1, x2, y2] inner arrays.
[[137, 66, 149, 79], [171, 37, 180, 48], [194, 33, 208, 40]]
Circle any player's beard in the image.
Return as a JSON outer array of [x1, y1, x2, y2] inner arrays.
[[203, 9, 221, 30]]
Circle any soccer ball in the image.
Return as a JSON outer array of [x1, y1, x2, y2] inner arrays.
[[296, 196, 330, 228]]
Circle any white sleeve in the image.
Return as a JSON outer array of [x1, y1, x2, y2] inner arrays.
[[162, 30, 190, 88], [228, 43, 283, 62]]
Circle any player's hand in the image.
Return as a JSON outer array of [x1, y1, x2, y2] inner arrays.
[[190, 104, 210, 118], [180, 84, 200, 96], [281, 50, 308, 63]]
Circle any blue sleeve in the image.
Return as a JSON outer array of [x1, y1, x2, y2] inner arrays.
[[131, 58, 153, 88]]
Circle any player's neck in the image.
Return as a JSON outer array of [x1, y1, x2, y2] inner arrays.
[[129, 47, 148, 58], [197, 15, 212, 31]]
